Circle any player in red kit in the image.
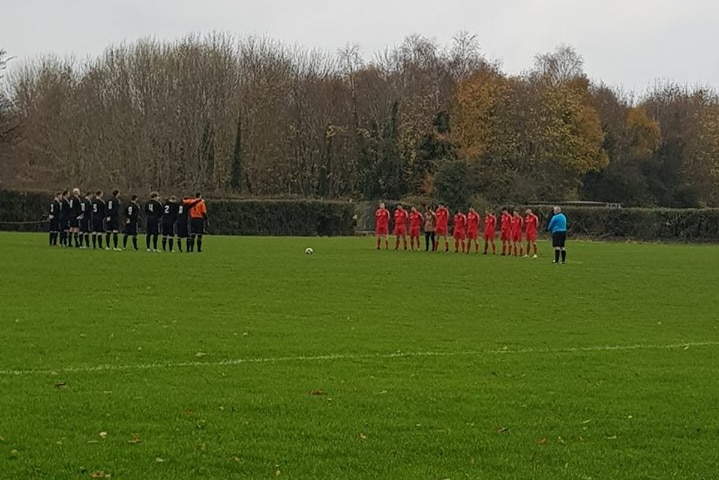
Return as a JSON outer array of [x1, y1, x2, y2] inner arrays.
[[500, 208, 512, 256], [483, 209, 497, 255], [393, 205, 409, 250], [524, 208, 539, 258], [452, 210, 467, 253], [511, 209, 524, 256], [374, 202, 390, 250], [408, 207, 424, 251], [466, 207, 480, 253], [435, 204, 450, 251]]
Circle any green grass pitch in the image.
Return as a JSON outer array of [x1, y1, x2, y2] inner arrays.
[[0, 232, 718, 479]]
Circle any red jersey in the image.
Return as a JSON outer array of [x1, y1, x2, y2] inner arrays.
[[500, 212, 512, 232], [394, 208, 408, 228], [467, 211, 480, 233], [484, 214, 497, 232], [436, 207, 449, 230], [375, 208, 390, 228], [453, 213, 467, 233], [409, 211, 423, 230], [525, 213, 539, 234], [511, 215, 524, 234]]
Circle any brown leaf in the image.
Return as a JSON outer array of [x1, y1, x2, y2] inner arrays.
[[275, 469, 281, 476], [309, 389, 326, 396], [128, 433, 142, 444], [231, 456, 241, 463], [537, 437, 548, 445], [495, 426, 509, 434], [90, 472, 107, 479]]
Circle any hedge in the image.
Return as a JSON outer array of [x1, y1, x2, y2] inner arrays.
[[355, 201, 719, 243], [0, 190, 356, 236]]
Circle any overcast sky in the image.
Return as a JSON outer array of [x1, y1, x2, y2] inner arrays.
[[2, 0, 717, 93]]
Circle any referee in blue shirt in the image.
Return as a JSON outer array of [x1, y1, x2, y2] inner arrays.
[[547, 206, 568, 264]]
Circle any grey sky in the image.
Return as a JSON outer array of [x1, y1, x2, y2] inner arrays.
[[2, 0, 717, 93]]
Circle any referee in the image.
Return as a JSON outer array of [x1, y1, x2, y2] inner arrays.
[[547, 206, 568, 264]]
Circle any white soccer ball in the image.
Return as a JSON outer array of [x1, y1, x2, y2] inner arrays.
[[305, 247, 314, 255]]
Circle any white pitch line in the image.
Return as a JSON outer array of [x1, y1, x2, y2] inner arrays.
[[1, 341, 718, 377]]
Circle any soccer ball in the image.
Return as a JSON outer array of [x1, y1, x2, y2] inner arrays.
[[305, 247, 314, 255]]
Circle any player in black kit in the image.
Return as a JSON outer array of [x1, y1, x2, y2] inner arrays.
[[161, 195, 179, 252], [91, 191, 106, 249], [145, 192, 162, 252], [123, 195, 140, 250], [48, 192, 62, 246], [68, 188, 82, 247], [59, 190, 70, 247], [105, 189, 121, 250], [79, 192, 92, 248]]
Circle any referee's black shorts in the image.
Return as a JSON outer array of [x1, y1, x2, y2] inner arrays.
[[552, 231, 567, 248], [190, 218, 204, 235]]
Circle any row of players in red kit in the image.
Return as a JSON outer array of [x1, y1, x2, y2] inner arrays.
[[374, 203, 540, 257]]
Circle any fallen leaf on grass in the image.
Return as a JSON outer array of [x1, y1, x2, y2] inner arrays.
[[9, 449, 18, 457], [195, 352, 206, 358], [359, 433, 367, 440], [54, 382, 67, 389], [537, 437, 548, 445], [309, 389, 325, 396], [90, 471, 107, 479], [99, 432, 107, 439], [275, 469, 281, 476], [155, 457, 164, 463], [231, 456, 241, 463], [0, 436, 4, 442], [606, 435, 617, 440], [557, 436, 566, 444], [197, 443, 206, 451], [581, 419, 592, 424], [127, 434, 142, 444], [495, 427, 509, 434]]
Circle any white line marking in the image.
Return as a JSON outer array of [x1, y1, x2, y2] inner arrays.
[[1, 341, 717, 377]]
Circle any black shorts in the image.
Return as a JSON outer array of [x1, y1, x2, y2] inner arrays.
[[69, 218, 80, 229], [107, 217, 120, 232], [162, 221, 175, 236], [80, 219, 91, 233], [59, 216, 69, 230], [176, 222, 189, 238], [552, 231, 567, 248], [190, 218, 204, 235], [146, 220, 160, 235], [49, 219, 60, 232], [92, 218, 104, 233], [124, 222, 138, 236]]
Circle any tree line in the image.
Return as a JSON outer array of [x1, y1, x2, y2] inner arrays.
[[0, 33, 718, 208]]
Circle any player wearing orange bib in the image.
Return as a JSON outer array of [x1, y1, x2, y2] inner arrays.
[[524, 208, 539, 258], [466, 207, 480, 253], [452, 210, 467, 253], [408, 207, 424, 251], [435, 204, 450, 252], [393, 205, 408, 250], [483, 209, 497, 255]]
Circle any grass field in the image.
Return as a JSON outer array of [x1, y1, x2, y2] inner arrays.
[[0, 232, 718, 480]]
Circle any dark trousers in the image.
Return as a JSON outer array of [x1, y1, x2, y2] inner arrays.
[[424, 232, 436, 251]]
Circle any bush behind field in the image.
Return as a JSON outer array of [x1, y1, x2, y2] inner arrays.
[[0, 190, 355, 236], [354, 201, 719, 242]]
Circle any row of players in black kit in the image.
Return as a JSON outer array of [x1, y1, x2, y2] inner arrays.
[[48, 188, 205, 252]]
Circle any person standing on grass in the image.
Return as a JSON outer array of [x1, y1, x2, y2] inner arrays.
[[423, 205, 437, 252], [499, 207, 512, 256], [435, 203, 450, 251], [105, 189, 121, 251], [466, 207, 480, 253], [547, 206, 568, 264], [91, 191, 106, 249], [524, 208, 539, 258], [175, 200, 190, 252], [453, 209, 467, 253], [68, 188, 83, 248], [79, 193, 92, 248], [408, 206, 423, 251], [374, 202, 390, 250], [161, 196, 179, 252], [483, 208, 497, 255], [145, 192, 162, 252], [59, 190, 70, 247], [510, 209, 524, 257], [123, 195, 140, 251], [48, 192, 62, 246], [393, 204, 409, 250], [183, 193, 207, 253]]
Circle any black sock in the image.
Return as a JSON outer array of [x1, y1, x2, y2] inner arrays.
[[132, 236, 138, 250], [49, 232, 54, 246], [84, 233, 89, 246], [113, 233, 118, 248], [188, 237, 193, 252], [554, 250, 560, 263], [162, 237, 167, 251], [105, 232, 111, 247], [197, 235, 203, 252], [123, 234, 128, 249], [561, 250, 566, 263], [98, 235, 103, 249], [153, 235, 158, 250], [169, 238, 174, 251], [146, 235, 151, 250]]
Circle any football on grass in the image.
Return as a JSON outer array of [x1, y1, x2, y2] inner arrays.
[[305, 247, 314, 255]]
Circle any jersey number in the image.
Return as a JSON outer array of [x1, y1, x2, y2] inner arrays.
[[128, 206, 133, 215], [164, 205, 170, 214], [149, 204, 154, 212], [93, 204, 98, 213]]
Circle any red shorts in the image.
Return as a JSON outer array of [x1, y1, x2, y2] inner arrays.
[[511, 230, 522, 242], [376, 225, 389, 235], [483, 230, 495, 240], [467, 230, 478, 240], [500, 230, 511, 241], [394, 225, 406, 236], [453, 230, 466, 240], [410, 227, 421, 237], [526, 231, 537, 242], [436, 225, 448, 236]]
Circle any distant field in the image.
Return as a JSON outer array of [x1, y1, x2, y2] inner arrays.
[[0, 232, 718, 480]]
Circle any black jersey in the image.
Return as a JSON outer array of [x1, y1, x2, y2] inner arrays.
[[79, 198, 90, 220], [125, 202, 140, 225], [91, 198, 106, 220], [49, 199, 60, 218], [176, 203, 188, 224], [162, 201, 178, 224], [145, 200, 162, 220], [106, 196, 121, 219], [69, 195, 82, 219], [59, 198, 70, 221]]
